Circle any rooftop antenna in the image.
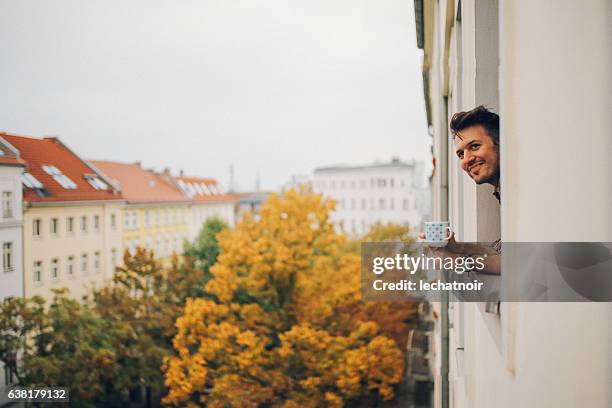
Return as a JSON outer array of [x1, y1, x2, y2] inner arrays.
[[255, 169, 261, 192]]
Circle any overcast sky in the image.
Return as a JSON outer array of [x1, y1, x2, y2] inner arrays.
[[0, 0, 429, 191]]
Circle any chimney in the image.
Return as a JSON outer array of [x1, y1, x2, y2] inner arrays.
[[179, 169, 184, 176], [163, 167, 171, 175], [134, 161, 142, 167]]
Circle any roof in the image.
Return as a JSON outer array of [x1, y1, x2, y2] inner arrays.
[[173, 175, 237, 204], [1, 133, 123, 204], [0, 136, 27, 167], [90, 160, 191, 204], [314, 159, 416, 173]]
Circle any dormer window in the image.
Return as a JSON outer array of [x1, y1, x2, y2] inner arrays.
[[21, 172, 51, 197], [200, 183, 211, 195], [84, 174, 108, 190], [42, 165, 77, 189], [22, 172, 43, 188]]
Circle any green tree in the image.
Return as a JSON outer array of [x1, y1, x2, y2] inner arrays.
[[184, 217, 228, 279], [92, 248, 206, 406]]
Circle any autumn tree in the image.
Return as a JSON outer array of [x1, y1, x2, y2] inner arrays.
[[92, 248, 206, 406], [164, 189, 406, 407], [0, 296, 46, 386]]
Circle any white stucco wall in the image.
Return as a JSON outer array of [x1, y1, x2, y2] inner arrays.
[[424, 0, 612, 407]]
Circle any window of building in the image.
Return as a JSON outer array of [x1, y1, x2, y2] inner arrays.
[[67, 256, 74, 278], [84, 174, 108, 190], [3, 242, 13, 272], [379, 198, 386, 209], [131, 212, 138, 229], [42, 165, 77, 189], [67, 216, 74, 233], [155, 210, 160, 226], [51, 218, 59, 236], [51, 258, 59, 282], [33, 261, 42, 285], [370, 199, 374, 210], [145, 210, 150, 227], [390, 199, 394, 209], [165, 209, 170, 225], [111, 248, 117, 267], [81, 216, 87, 233], [360, 180, 366, 189], [182, 208, 187, 224], [124, 212, 130, 229], [164, 238, 170, 256], [351, 199, 355, 210], [145, 237, 151, 251], [174, 209, 179, 224], [361, 199, 366, 210], [390, 179, 394, 188], [155, 238, 161, 256], [94, 215, 100, 231], [94, 252, 100, 273], [2, 191, 13, 218], [111, 213, 116, 229], [33, 218, 41, 237], [81, 253, 88, 275]]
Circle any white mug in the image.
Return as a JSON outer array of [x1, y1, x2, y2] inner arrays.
[[424, 221, 452, 247]]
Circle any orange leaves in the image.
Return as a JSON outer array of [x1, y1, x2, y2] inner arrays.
[[163, 189, 409, 407]]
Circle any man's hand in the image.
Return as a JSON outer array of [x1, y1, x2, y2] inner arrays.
[[419, 231, 501, 275], [419, 231, 465, 259]]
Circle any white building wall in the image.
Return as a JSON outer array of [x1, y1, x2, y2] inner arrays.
[[0, 165, 24, 299], [0, 165, 24, 400], [423, 0, 612, 407], [189, 202, 236, 241], [313, 162, 427, 236]]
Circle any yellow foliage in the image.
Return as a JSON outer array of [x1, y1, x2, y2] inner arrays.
[[163, 189, 406, 407]]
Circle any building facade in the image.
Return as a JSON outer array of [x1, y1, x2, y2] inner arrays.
[[168, 174, 236, 241], [313, 159, 428, 236], [90, 161, 191, 258], [415, 0, 611, 407], [0, 137, 26, 402], [1, 133, 124, 303]]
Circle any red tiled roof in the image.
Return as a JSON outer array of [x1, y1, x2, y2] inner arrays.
[[1, 133, 123, 203], [91, 160, 191, 204], [174, 175, 238, 203]]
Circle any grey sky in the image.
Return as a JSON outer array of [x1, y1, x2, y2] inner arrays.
[[0, 0, 429, 191]]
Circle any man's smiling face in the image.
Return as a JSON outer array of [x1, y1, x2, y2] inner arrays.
[[454, 125, 500, 185]]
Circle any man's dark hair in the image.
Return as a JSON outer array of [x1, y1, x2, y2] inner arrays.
[[450, 105, 499, 145]]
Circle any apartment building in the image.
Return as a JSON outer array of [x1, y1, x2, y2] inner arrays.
[[163, 173, 236, 241], [0, 138, 25, 299], [313, 159, 429, 236], [1, 133, 124, 303], [90, 161, 191, 258], [415, 1, 611, 407], [0, 137, 26, 402]]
